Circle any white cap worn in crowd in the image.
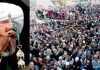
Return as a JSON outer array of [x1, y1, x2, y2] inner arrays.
[[59, 56, 63, 60], [0, 2, 24, 56], [75, 57, 79, 62], [66, 62, 69, 66], [0, 2, 24, 33]]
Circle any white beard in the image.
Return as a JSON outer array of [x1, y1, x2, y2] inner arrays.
[[2, 43, 16, 57]]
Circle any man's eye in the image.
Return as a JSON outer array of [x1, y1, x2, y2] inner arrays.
[[0, 33, 3, 36], [0, 35, 2, 36]]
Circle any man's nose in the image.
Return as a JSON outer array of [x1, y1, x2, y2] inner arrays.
[[5, 26, 16, 38], [7, 30, 16, 38]]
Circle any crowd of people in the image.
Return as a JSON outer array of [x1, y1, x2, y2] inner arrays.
[[30, 4, 100, 70]]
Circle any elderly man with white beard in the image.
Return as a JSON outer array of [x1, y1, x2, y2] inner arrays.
[[0, 2, 24, 70]]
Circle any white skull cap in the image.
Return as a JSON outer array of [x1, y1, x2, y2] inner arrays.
[[75, 57, 79, 61], [59, 56, 62, 60], [46, 56, 50, 60], [66, 62, 69, 65]]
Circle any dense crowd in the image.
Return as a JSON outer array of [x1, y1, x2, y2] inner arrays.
[[30, 4, 100, 70]]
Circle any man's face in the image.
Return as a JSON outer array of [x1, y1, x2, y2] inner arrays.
[[30, 62, 34, 69], [0, 22, 16, 53]]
